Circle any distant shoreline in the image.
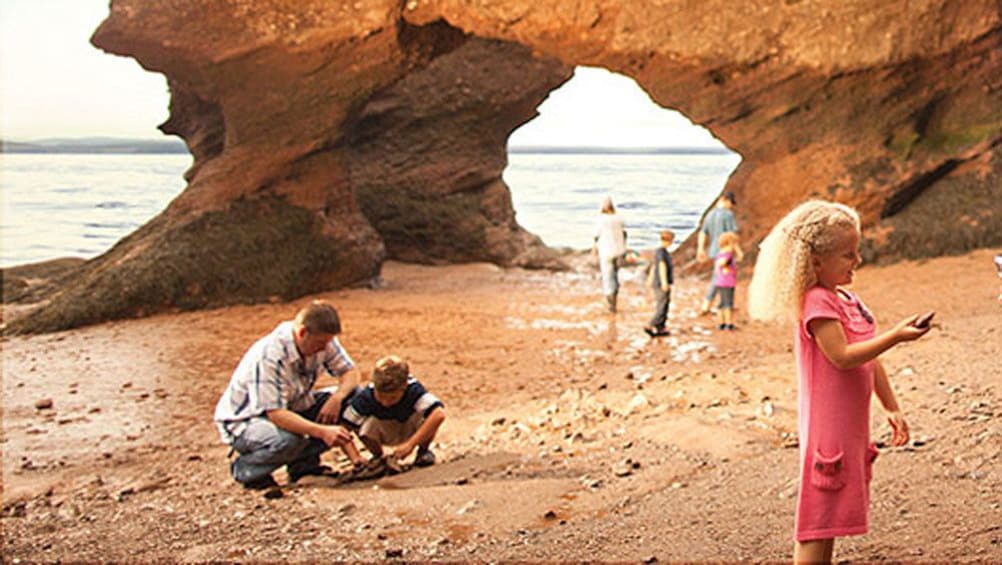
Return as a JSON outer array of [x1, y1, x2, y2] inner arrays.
[[2, 138, 190, 155], [2, 138, 733, 156], [508, 145, 732, 155]]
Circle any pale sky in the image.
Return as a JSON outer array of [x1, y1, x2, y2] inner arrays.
[[1, 0, 171, 140], [1, 0, 722, 148]]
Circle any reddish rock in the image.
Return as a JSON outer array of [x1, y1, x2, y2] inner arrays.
[[5, 0, 1000, 333]]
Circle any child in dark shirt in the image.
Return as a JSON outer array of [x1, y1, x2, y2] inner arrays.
[[342, 355, 446, 467], [644, 230, 675, 337]]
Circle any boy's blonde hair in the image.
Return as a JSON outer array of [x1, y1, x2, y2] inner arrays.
[[372, 355, 409, 392], [748, 200, 860, 323], [717, 231, 739, 250]]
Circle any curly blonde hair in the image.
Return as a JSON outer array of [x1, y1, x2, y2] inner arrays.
[[748, 200, 860, 323]]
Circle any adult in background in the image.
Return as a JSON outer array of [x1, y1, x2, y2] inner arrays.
[[696, 191, 738, 315], [591, 195, 628, 313], [214, 300, 359, 490]]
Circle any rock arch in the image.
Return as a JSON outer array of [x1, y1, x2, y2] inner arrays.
[[6, 0, 1001, 333]]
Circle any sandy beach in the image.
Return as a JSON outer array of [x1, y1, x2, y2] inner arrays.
[[2, 248, 1000, 561]]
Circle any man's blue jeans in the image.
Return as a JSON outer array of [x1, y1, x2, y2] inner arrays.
[[229, 392, 332, 485]]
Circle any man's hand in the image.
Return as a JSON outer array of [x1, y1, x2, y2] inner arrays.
[[317, 394, 342, 424], [317, 425, 352, 448]]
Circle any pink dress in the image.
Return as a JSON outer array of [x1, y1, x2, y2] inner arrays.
[[795, 286, 880, 542]]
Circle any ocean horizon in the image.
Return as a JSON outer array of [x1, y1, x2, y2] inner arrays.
[[0, 150, 740, 268]]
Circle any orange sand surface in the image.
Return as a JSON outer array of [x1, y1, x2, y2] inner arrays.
[[3, 249, 1000, 561]]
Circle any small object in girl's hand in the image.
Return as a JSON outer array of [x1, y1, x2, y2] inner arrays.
[[913, 311, 935, 329]]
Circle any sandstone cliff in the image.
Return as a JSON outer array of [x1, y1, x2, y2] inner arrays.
[[6, 0, 1000, 333]]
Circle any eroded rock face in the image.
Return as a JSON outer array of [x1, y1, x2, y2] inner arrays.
[[6, 0, 1000, 333], [344, 33, 573, 266]]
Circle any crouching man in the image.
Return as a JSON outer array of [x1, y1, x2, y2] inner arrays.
[[214, 301, 360, 490]]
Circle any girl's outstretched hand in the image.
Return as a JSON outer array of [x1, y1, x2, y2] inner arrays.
[[891, 314, 932, 343], [888, 411, 910, 446]]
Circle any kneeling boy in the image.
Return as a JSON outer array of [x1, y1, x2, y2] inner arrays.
[[342, 355, 445, 467]]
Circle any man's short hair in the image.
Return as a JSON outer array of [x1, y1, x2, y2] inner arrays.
[[660, 229, 675, 243], [295, 301, 342, 335], [372, 355, 409, 393], [722, 191, 737, 205]]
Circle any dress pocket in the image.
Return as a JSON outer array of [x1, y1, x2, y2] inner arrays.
[[865, 442, 879, 483], [810, 449, 846, 491]]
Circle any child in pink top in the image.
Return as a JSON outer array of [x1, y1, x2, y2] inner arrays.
[[747, 200, 932, 563], [713, 231, 742, 330]]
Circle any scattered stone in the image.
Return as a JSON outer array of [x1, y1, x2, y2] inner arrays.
[[385, 548, 404, 558], [3, 501, 27, 518], [970, 401, 993, 415], [263, 487, 283, 500], [671, 482, 685, 489], [457, 499, 480, 515], [491, 417, 506, 426], [644, 556, 659, 564], [543, 509, 558, 520], [613, 458, 640, 477], [626, 393, 650, 415], [116, 487, 136, 502], [34, 398, 54, 410], [760, 397, 775, 417]]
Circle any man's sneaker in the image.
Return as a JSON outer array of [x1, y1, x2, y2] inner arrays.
[[287, 464, 334, 483], [242, 474, 279, 490], [414, 449, 436, 467]]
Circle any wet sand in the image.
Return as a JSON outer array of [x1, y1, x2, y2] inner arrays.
[[2, 248, 1000, 561]]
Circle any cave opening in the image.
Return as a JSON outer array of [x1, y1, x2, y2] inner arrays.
[[504, 66, 740, 253]]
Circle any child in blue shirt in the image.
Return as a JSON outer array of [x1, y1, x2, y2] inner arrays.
[[342, 355, 446, 467]]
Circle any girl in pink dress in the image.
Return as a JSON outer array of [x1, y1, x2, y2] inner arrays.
[[747, 200, 932, 563]]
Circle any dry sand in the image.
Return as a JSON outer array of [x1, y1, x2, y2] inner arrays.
[[2, 248, 1000, 561]]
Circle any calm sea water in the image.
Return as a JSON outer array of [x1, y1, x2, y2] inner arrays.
[[505, 152, 740, 251], [0, 152, 739, 268]]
